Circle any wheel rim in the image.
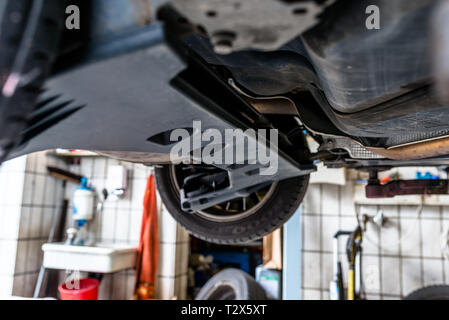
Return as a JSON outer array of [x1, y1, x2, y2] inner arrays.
[[203, 284, 237, 300], [169, 164, 278, 223]]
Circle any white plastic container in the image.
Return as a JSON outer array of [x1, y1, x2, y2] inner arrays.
[[73, 178, 96, 221], [42, 243, 138, 273]]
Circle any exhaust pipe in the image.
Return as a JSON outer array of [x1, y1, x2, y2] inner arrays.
[[367, 136, 449, 160]]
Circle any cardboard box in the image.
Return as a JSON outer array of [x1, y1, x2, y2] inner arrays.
[[262, 228, 282, 270]]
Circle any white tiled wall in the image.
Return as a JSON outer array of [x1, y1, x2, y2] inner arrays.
[[0, 152, 189, 300], [301, 171, 449, 300]]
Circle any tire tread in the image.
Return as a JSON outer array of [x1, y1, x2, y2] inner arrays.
[[155, 165, 309, 244]]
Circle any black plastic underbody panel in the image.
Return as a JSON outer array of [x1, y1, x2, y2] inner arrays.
[[181, 0, 449, 143], [302, 0, 435, 114], [8, 22, 314, 211]]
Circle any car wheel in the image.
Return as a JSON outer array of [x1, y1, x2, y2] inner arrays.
[[404, 285, 449, 300], [155, 164, 309, 244], [195, 268, 268, 300]]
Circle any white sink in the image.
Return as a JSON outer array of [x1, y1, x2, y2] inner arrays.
[[42, 242, 138, 273]]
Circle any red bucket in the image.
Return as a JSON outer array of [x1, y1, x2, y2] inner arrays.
[[58, 278, 99, 300]]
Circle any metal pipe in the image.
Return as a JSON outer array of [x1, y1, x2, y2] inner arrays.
[[367, 136, 449, 160]]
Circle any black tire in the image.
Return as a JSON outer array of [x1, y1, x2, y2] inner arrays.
[[195, 268, 268, 300], [404, 285, 449, 300], [0, 0, 66, 162], [155, 164, 309, 244]]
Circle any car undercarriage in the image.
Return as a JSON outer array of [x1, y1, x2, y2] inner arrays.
[[2, 0, 449, 243]]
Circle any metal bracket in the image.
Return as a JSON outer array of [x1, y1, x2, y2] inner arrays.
[[366, 179, 449, 198], [179, 162, 314, 212], [171, 0, 335, 53]]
